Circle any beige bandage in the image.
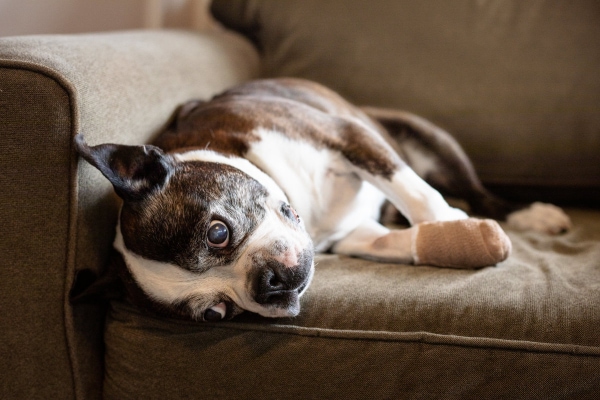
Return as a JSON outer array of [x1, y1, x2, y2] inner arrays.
[[413, 219, 512, 268]]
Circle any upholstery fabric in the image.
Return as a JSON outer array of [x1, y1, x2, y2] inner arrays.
[[211, 0, 600, 194], [2, 5, 600, 399], [0, 65, 76, 400], [0, 30, 259, 400], [103, 209, 600, 399]]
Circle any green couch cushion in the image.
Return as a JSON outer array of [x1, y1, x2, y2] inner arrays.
[[211, 0, 600, 195], [103, 209, 600, 398]]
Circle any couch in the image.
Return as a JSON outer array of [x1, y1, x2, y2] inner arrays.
[[1, 1, 599, 398]]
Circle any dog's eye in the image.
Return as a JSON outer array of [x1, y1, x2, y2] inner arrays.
[[204, 302, 226, 321], [281, 203, 301, 223], [207, 220, 229, 248]]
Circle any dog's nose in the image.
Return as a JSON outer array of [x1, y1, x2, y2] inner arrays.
[[253, 250, 313, 306]]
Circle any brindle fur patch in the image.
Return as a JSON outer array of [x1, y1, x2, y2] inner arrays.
[[154, 78, 402, 178]]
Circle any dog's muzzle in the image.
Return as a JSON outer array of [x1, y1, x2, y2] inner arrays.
[[251, 248, 314, 312]]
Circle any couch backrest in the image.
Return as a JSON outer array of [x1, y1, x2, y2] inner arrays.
[[212, 0, 600, 202]]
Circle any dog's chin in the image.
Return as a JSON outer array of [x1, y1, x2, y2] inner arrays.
[[243, 290, 302, 318], [256, 301, 302, 318]]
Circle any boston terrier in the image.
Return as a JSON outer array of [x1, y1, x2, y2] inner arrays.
[[74, 78, 571, 322]]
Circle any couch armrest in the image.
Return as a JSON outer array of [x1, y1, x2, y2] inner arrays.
[[0, 29, 259, 400]]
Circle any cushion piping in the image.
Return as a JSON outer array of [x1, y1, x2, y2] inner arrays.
[[196, 321, 600, 357]]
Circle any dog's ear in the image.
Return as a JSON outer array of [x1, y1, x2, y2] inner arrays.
[[74, 134, 174, 201]]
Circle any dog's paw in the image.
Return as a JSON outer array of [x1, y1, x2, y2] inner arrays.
[[506, 202, 572, 235]]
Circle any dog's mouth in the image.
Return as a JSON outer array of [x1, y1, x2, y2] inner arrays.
[[212, 275, 311, 321], [203, 276, 311, 322], [297, 279, 310, 296], [205, 293, 301, 321], [255, 288, 301, 308], [203, 258, 315, 322]]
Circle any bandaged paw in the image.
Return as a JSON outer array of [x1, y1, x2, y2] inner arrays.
[[412, 218, 512, 268]]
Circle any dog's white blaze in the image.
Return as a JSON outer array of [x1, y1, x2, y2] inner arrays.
[[173, 150, 289, 203], [246, 128, 386, 251], [275, 249, 299, 268]]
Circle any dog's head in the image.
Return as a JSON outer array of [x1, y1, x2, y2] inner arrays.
[[75, 134, 314, 321]]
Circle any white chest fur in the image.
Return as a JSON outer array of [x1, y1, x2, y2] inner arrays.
[[174, 129, 386, 251], [246, 129, 386, 251]]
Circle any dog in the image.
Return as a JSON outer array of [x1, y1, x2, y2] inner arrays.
[[74, 78, 572, 322]]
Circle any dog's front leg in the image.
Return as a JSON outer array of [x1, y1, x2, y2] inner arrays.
[[361, 165, 468, 225], [331, 219, 415, 263], [335, 121, 467, 225], [332, 218, 511, 268]]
